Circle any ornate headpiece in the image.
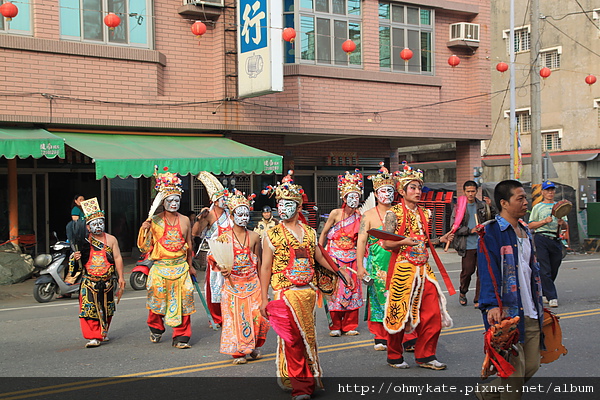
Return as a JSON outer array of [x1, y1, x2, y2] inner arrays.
[[338, 169, 363, 199], [226, 189, 256, 212], [154, 166, 183, 197], [262, 170, 304, 205], [197, 171, 227, 202], [395, 161, 424, 190], [80, 197, 104, 222], [367, 162, 395, 191]]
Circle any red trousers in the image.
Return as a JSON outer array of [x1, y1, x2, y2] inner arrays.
[[205, 261, 222, 325], [80, 317, 112, 340], [147, 311, 192, 341], [284, 302, 315, 397], [387, 279, 442, 364], [368, 320, 417, 346], [330, 309, 359, 332]]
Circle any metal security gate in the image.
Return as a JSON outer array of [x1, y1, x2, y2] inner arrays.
[[316, 175, 339, 215]]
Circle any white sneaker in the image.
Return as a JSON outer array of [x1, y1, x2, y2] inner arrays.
[[85, 339, 101, 348], [418, 359, 447, 370], [329, 330, 342, 337], [388, 361, 410, 369], [344, 330, 360, 336], [374, 343, 387, 351], [549, 299, 558, 307]]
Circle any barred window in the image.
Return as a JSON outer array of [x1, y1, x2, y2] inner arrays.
[[378, 2, 433, 73], [285, 0, 362, 66], [542, 131, 562, 151], [540, 47, 561, 69], [503, 26, 530, 54], [516, 111, 531, 134]]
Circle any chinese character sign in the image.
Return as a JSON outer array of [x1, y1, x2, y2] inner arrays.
[[240, 0, 267, 53]]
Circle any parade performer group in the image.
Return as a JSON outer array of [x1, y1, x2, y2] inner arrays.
[[138, 167, 196, 349], [193, 171, 233, 327], [381, 162, 453, 370], [260, 171, 353, 400], [215, 189, 269, 364], [72, 197, 125, 348], [319, 169, 363, 337]]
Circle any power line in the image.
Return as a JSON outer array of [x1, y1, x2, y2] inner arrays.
[[544, 18, 600, 59]]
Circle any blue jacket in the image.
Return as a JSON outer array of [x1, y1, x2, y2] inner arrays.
[[477, 215, 544, 343]]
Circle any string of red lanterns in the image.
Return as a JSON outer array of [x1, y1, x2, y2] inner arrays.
[[103, 12, 121, 30], [0, 2, 18, 21]]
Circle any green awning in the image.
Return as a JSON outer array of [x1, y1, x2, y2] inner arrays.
[[52, 132, 282, 179], [0, 128, 65, 159]]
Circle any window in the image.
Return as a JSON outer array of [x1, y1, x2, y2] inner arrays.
[[379, 2, 433, 73], [284, 0, 362, 66], [594, 99, 600, 127], [504, 108, 531, 134], [503, 26, 530, 53], [540, 47, 561, 69], [0, 1, 32, 35], [542, 130, 562, 151], [59, 0, 151, 48]]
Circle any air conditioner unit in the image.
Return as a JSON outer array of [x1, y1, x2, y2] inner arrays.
[[183, 0, 224, 8], [449, 23, 480, 42]]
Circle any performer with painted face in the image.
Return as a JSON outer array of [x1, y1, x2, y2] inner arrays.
[[71, 197, 125, 348], [214, 189, 270, 364], [138, 167, 196, 349], [381, 162, 453, 370], [260, 171, 352, 400], [318, 169, 363, 337], [193, 171, 232, 327]]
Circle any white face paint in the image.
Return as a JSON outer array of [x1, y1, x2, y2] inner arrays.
[[163, 195, 181, 212], [345, 192, 360, 209], [277, 199, 298, 221], [376, 186, 395, 205], [216, 196, 226, 209], [88, 218, 105, 235], [233, 206, 250, 227]]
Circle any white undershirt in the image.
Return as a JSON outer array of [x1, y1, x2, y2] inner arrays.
[[516, 236, 538, 319]]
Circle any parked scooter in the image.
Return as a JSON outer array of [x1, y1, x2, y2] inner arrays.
[[33, 233, 80, 303], [130, 252, 152, 291]]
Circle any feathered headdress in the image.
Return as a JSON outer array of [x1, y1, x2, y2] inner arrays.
[[367, 162, 395, 191], [197, 171, 228, 202], [80, 197, 104, 223], [338, 169, 363, 199], [226, 189, 256, 212], [262, 170, 304, 205], [395, 161, 424, 190], [154, 166, 183, 197]]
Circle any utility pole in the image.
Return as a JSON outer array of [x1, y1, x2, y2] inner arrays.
[[509, 0, 516, 179], [530, 0, 542, 185]]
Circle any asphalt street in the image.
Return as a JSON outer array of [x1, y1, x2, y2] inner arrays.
[[0, 252, 599, 400]]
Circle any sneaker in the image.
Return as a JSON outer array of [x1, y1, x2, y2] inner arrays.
[[150, 333, 162, 343], [374, 343, 387, 351], [85, 339, 101, 348], [418, 360, 447, 370], [344, 330, 360, 336], [329, 330, 342, 337], [249, 349, 262, 360], [549, 299, 558, 308], [388, 361, 410, 369], [173, 342, 192, 349], [232, 357, 247, 365], [543, 296, 549, 304]]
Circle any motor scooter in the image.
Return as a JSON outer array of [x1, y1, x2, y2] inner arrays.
[[33, 233, 80, 303], [130, 252, 152, 290]]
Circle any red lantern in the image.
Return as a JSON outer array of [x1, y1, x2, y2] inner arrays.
[[0, 2, 18, 21], [282, 27, 296, 43], [585, 75, 597, 86], [400, 48, 413, 62], [539, 67, 551, 79], [191, 21, 207, 38], [342, 39, 356, 55], [496, 62, 508, 73], [104, 12, 121, 30], [448, 54, 460, 68]]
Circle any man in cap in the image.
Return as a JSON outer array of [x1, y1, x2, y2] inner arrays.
[[260, 171, 352, 400], [527, 180, 567, 308], [381, 162, 453, 370], [319, 169, 363, 337], [138, 168, 196, 349], [254, 205, 278, 238], [73, 197, 125, 348]]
